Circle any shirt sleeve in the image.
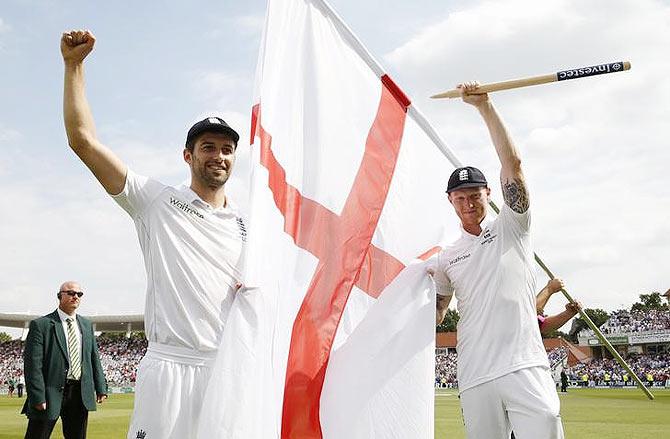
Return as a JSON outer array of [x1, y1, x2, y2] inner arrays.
[[499, 203, 531, 234], [432, 253, 454, 297], [111, 169, 167, 219]]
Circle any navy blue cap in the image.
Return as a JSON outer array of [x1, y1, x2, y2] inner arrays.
[[186, 117, 240, 147], [446, 166, 488, 193]]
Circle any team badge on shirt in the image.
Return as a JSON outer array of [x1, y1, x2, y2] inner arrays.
[[236, 216, 248, 242], [480, 229, 498, 246]]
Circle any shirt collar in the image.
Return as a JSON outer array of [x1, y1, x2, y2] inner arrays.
[[460, 214, 494, 240], [57, 308, 76, 322], [178, 185, 238, 216]]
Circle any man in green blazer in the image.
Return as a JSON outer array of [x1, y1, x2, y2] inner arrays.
[[22, 281, 108, 439]]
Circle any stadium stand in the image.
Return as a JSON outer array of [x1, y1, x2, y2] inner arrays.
[[581, 309, 670, 336], [547, 346, 568, 368], [0, 340, 23, 393], [434, 352, 458, 388], [602, 309, 670, 334], [435, 346, 569, 389], [97, 334, 147, 387], [564, 353, 670, 387], [0, 336, 148, 392]]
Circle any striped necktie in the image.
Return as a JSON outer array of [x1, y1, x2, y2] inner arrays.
[[66, 318, 81, 380]]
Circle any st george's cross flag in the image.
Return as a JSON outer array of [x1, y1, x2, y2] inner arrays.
[[197, 0, 464, 437]]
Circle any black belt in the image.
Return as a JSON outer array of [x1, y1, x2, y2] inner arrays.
[[65, 379, 81, 386]]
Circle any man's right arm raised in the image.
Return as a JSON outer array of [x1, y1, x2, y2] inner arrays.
[[62, 30, 126, 195]]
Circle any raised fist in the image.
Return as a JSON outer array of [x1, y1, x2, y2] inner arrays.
[[546, 278, 565, 295], [565, 301, 582, 315], [457, 81, 489, 107], [60, 30, 96, 64]]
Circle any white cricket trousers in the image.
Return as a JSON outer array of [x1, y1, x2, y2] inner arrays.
[[459, 366, 564, 439], [126, 342, 216, 439]]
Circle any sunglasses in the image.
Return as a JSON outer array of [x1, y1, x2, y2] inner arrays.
[[59, 290, 84, 298]]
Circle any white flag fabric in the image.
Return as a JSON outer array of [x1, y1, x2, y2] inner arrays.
[[197, 0, 462, 437]]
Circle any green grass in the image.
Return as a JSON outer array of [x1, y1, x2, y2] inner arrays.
[[0, 394, 133, 439], [1, 389, 669, 438], [435, 388, 670, 438]]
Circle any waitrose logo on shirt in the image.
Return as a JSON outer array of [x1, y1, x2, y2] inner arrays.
[[169, 197, 204, 219], [449, 253, 471, 266]]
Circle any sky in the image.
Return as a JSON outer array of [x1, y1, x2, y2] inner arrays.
[[1, 0, 669, 335]]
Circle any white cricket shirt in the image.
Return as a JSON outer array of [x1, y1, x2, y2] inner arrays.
[[112, 170, 246, 352], [433, 204, 548, 392]]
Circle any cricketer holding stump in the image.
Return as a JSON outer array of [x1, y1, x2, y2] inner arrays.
[[432, 82, 564, 439]]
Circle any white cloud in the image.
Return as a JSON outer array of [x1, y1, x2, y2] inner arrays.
[[205, 14, 265, 40], [233, 15, 265, 36], [0, 16, 9, 52], [0, 125, 22, 176], [0, 170, 146, 317], [189, 70, 253, 110], [0, 126, 20, 141], [0, 17, 10, 33]]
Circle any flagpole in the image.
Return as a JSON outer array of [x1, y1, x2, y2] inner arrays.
[[486, 202, 655, 400]]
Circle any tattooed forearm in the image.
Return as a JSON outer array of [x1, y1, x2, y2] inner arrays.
[[502, 177, 529, 213], [436, 294, 452, 326]]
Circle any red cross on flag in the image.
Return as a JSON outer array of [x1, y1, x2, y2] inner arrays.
[[198, 0, 463, 437]]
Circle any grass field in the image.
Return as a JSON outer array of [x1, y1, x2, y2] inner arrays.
[[1, 389, 668, 438]]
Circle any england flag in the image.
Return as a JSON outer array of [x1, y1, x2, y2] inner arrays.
[[198, 0, 463, 437]]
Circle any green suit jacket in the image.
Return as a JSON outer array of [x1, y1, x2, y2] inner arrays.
[[21, 310, 108, 420]]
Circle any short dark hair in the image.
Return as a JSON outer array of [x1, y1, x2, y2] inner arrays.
[[185, 138, 196, 152]]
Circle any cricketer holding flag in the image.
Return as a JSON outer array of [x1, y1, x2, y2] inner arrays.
[[433, 82, 564, 438], [60, 30, 246, 439]]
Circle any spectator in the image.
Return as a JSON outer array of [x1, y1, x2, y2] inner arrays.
[[17, 374, 25, 398], [8, 376, 15, 397]]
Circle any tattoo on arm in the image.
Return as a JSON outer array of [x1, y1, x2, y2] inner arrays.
[[436, 293, 453, 325], [437, 294, 451, 309], [502, 177, 529, 213]]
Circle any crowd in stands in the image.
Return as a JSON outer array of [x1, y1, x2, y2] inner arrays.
[[547, 347, 568, 368], [2, 323, 670, 392], [1, 334, 148, 392], [564, 353, 670, 386], [0, 340, 24, 393], [435, 348, 670, 388], [96, 334, 147, 387], [435, 347, 568, 388], [599, 309, 670, 334], [435, 352, 458, 388]]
